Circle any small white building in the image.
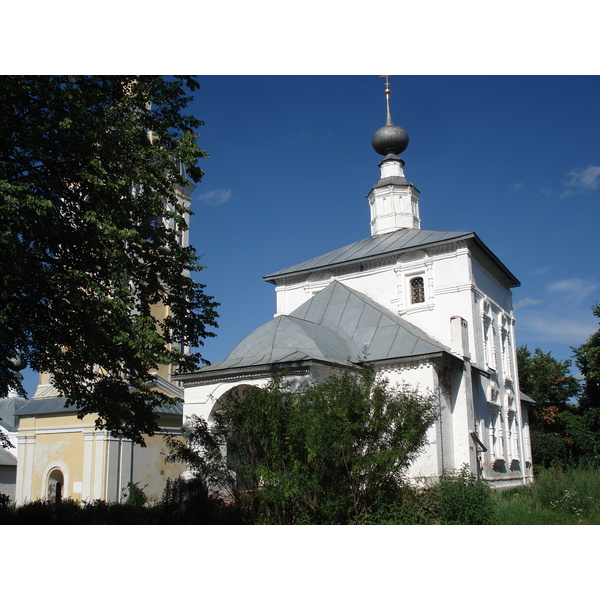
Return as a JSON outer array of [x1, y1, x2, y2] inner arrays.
[[178, 82, 533, 488], [0, 390, 29, 501]]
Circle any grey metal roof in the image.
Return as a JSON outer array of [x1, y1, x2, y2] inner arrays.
[[198, 315, 358, 372], [520, 391, 536, 404], [198, 280, 451, 375], [15, 397, 73, 417], [15, 397, 183, 417], [0, 447, 17, 467], [264, 228, 520, 287], [264, 228, 472, 281], [0, 396, 29, 430], [290, 280, 451, 361], [371, 175, 414, 190]]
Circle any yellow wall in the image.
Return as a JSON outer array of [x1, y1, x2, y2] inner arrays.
[[17, 411, 185, 504]]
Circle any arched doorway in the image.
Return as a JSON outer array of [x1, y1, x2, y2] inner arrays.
[[47, 468, 64, 502], [208, 384, 259, 492]]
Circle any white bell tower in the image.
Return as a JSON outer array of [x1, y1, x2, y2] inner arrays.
[[367, 77, 421, 235]]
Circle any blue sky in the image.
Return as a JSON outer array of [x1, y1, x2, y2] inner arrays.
[[18, 75, 600, 395], [187, 75, 600, 371]]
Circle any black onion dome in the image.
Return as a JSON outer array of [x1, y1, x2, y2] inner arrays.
[[371, 124, 409, 156], [371, 83, 409, 156]]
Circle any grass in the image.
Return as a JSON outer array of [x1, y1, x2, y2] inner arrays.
[[492, 466, 600, 524]]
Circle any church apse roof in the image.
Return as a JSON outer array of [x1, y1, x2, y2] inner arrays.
[[264, 228, 520, 287], [194, 280, 452, 376]]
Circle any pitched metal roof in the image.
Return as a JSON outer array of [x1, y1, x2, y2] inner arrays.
[[0, 447, 17, 467], [520, 391, 536, 404], [198, 316, 358, 373], [15, 397, 182, 417], [290, 280, 451, 361], [264, 228, 520, 287], [15, 397, 74, 416], [196, 280, 451, 375], [0, 396, 29, 430]]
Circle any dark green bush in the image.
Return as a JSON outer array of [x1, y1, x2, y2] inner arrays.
[[424, 465, 494, 525]]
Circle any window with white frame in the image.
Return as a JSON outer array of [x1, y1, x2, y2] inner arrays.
[[508, 411, 520, 460], [482, 301, 497, 371], [501, 314, 513, 381], [410, 276, 425, 304], [489, 407, 505, 460]]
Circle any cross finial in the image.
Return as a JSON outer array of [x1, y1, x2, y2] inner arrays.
[[380, 75, 390, 95]]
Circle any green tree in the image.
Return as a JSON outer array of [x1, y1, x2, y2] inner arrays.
[[517, 346, 580, 467], [0, 76, 219, 444], [517, 346, 580, 410], [167, 366, 438, 524], [573, 304, 600, 412], [0, 425, 11, 449]]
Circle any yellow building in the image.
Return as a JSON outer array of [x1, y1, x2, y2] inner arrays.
[[14, 369, 185, 505]]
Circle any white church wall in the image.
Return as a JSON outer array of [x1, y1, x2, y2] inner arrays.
[[470, 255, 514, 314], [184, 377, 271, 425], [471, 370, 531, 487], [378, 360, 442, 482]]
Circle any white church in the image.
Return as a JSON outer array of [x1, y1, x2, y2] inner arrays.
[[177, 80, 534, 488]]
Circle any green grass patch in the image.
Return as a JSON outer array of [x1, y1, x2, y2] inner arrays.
[[492, 466, 600, 524]]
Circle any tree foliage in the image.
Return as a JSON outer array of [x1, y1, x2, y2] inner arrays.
[[573, 303, 600, 412], [0, 76, 219, 443], [518, 341, 600, 468], [517, 346, 579, 410], [167, 366, 438, 524]]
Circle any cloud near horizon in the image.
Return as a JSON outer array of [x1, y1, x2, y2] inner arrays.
[[546, 278, 600, 306], [560, 165, 600, 198], [514, 297, 542, 309], [196, 188, 232, 206], [516, 311, 596, 347]]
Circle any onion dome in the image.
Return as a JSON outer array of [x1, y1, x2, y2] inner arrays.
[[371, 79, 409, 156]]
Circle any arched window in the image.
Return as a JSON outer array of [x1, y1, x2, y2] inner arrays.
[[47, 468, 64, 502], [410, 277, 425, 304]]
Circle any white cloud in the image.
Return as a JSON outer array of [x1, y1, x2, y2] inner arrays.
[[517, 312, 596, 346], [510, 182, 523, 192], [547, 278, 599, 304], [514, 297, 542, 309], [197, 188, 232, 206], [561, 165, 600, 198], [548, 278, 584, 293]]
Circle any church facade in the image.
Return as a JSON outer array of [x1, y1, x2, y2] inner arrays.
[[178, 82, 534, 488]]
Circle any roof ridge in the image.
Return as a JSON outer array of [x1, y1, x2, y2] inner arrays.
[[264, 228, 475, 282]]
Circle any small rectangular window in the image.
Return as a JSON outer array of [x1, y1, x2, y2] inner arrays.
[[410, 277, 425, 304]]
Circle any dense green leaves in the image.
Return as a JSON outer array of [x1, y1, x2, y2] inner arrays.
[[573, 304, 600, 412], [168, 366, 438, 524], [518, 322, 600, 468], [516, 346, 580, 409], [0, 76, 218, 443]]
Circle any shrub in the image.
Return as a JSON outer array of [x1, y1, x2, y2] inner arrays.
[[424, 465, 493, 525], [122, 482, 148, 507], [168, 366, 438, 524]]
